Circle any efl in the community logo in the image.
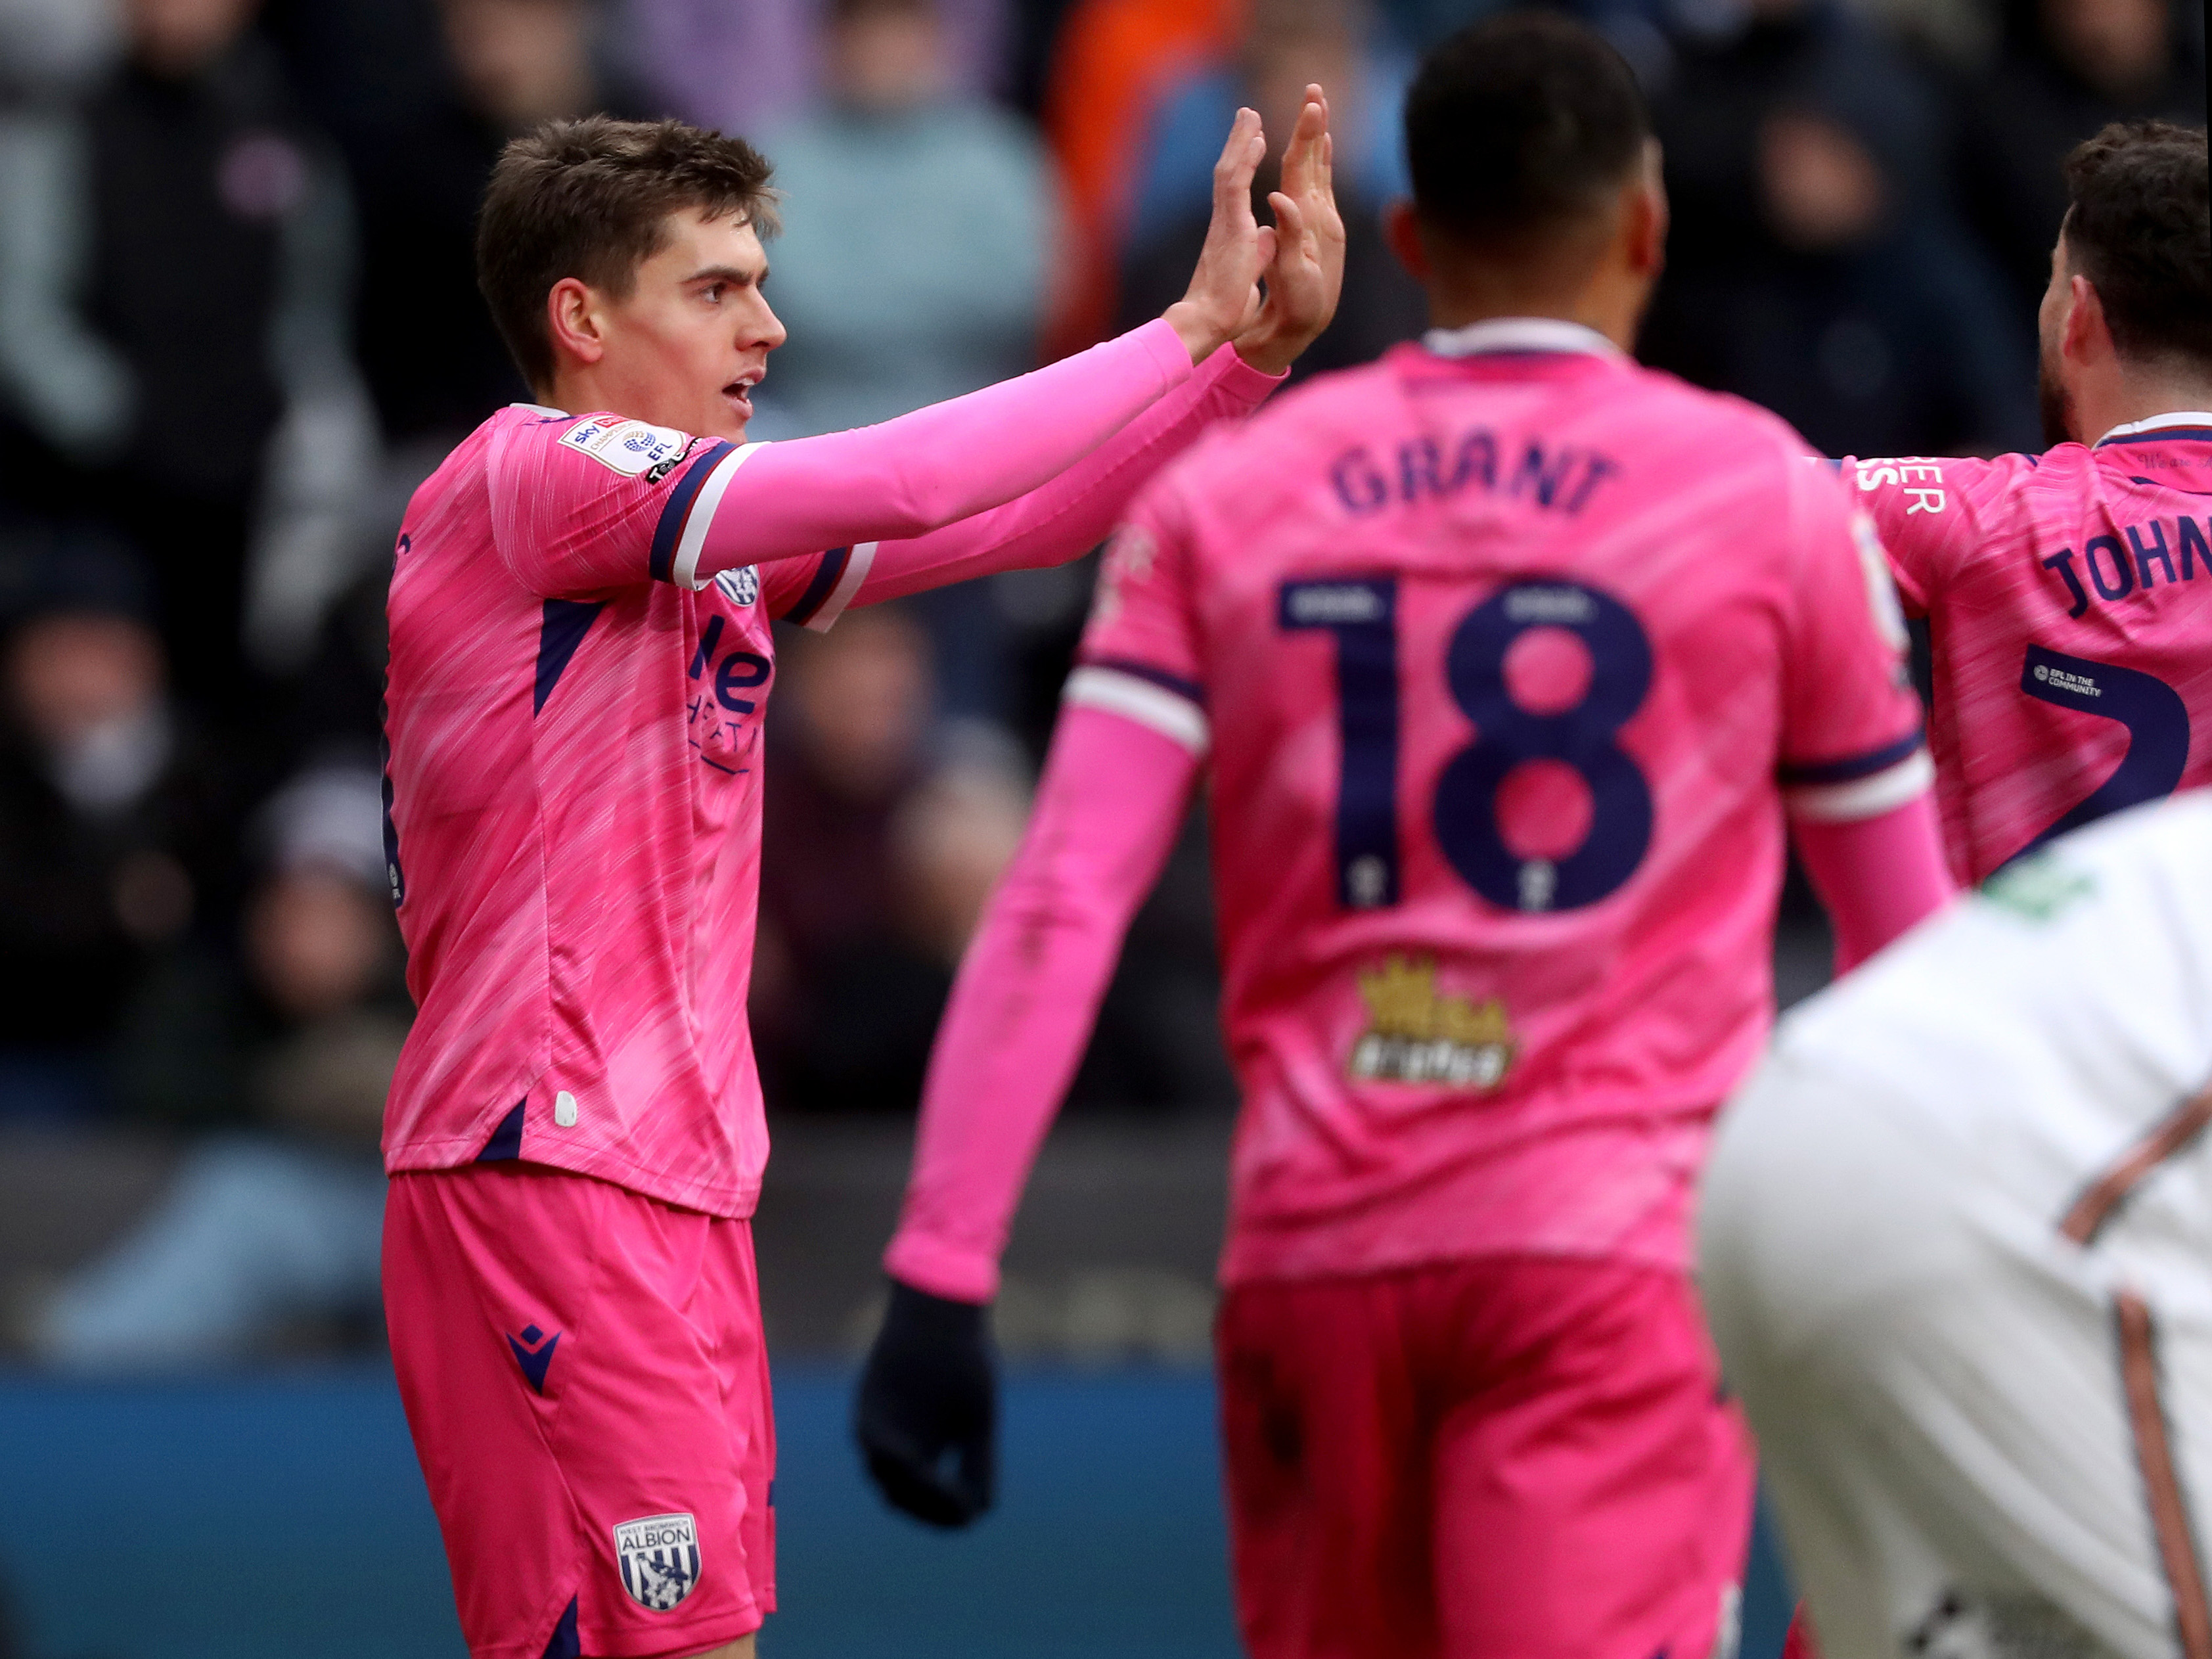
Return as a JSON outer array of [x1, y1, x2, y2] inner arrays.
[[1348, 955, 1516, 1089], [614, 1512, 701, 1612]]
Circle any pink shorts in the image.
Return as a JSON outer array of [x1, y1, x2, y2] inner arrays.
[[1217, 1256, 1753, 1659], [383, 1164, 775, 1659]]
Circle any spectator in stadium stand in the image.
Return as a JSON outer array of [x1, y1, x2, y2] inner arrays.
[[1115, 0, 1426, 380], [757, 0, 1056, 723], [754, 604, 1028, 1111], [0, 529, 239, 1121], [23, 765, 401, 1369], [618, 0, 1010, 144], [757, 0, 1052, 445], [1956, 0, 2207, 329], [348, 0, 660, 460], [1122, 0, 1410, 253], [1037, 0, 1243, 353], [0, 0, 118, 102], [0, 0, 372, 726], [1638, 0, 2037, 458]]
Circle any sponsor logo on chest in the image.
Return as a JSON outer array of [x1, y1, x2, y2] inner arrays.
[[1348, 955, 1517, 1090]]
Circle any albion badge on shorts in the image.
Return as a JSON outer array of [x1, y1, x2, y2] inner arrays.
[[613, 1512, 701, 1612]]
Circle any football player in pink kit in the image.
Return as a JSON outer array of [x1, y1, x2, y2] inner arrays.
[[377, 106, 1344, 1659], [1846, 121, 2212, 886], [856, 16, 1954, 1659]]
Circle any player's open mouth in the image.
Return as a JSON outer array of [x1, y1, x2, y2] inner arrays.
[[724, 375, 760, 413]]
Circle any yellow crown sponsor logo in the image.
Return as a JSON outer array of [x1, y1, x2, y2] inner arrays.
[[1349, 956, 1516, 1089]]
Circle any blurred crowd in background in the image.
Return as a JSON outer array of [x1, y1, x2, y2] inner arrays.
[[0, 0, 2199, 1370]]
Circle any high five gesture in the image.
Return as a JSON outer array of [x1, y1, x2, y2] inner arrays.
[[1239, 85, 1347, 374], [1162, 89, 1345, 371]]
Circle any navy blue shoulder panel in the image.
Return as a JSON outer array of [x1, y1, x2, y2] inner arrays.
[[535, 600, 606, 715]]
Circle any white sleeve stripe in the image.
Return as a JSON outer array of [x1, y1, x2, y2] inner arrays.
[[800, 541, 877, 633], [672, 442, 766, 589], [1786, 750, 1934, 822], [1063, 666, 1209, 754]]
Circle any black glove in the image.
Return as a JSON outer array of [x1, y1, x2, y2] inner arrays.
[[854, 1277, 997, 1528]]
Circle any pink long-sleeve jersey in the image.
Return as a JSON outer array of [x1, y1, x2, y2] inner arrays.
[[379, 327, 1278, 1216], [890, 321, 1931, 1294], [1849, 412, 2212, 885]]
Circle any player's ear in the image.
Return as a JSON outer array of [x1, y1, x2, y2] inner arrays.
[[1383, 198, 1430, 283], [1626, 139, 1669, 279], [546, 277, 608, 370], [2062, 273, 2112, 367]]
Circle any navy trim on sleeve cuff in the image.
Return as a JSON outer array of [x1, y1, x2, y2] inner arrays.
[[779, 547, 851, 625], [1081, 654, 1206, 708], [1776, 727, 1926, 787], [649, 440, 736, 583]]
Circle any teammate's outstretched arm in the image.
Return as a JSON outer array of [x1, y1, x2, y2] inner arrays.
[[855, 702, 1202, 1526]]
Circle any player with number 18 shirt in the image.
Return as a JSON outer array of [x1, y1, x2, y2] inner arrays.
[[859, 19, 1954, 1659]]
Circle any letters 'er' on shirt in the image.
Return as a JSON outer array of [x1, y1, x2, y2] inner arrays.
[[1849, 413, 2212, 886], [1073, 323, 1928, 1282], [378, 405, 857, 1216]]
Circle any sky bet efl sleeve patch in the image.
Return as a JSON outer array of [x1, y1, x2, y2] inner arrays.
[[558, 417, 695, 482]]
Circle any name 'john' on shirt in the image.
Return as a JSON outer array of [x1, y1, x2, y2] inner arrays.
[[2039, 514, 2212, 619], [1330, 430, 1620, 518]]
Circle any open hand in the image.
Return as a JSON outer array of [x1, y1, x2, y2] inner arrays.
[[1162, 106, 1277, 363], [1234, 86, 1346, 375]]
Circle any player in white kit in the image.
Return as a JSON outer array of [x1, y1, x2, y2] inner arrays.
[[1702, 791, 2212, 1659]]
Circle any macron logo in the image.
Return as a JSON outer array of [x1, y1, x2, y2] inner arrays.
[[508, 1324, 561, 1394]]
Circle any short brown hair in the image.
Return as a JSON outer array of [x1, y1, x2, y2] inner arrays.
[[2062, 120, 2212, 369], [476, 116, 780, 390]]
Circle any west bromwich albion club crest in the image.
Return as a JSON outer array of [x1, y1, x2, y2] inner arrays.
[[614, 1512, 701, 1612], [715, 564, 759, 606]]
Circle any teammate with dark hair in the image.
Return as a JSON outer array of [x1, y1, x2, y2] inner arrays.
[[376, 108, 1343, 1659], [1736, 112, 2212, 1659], [857, 15, 1951, 1658], [1845, 120, 2212, 884]]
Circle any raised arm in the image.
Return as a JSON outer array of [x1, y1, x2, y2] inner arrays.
[[801, 344, 1280, 613], [674, 103, 1311, 587], [675, 319, 1194, 583], [832, 90, 1342, 608], [855, 704, 1202, 1526]]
